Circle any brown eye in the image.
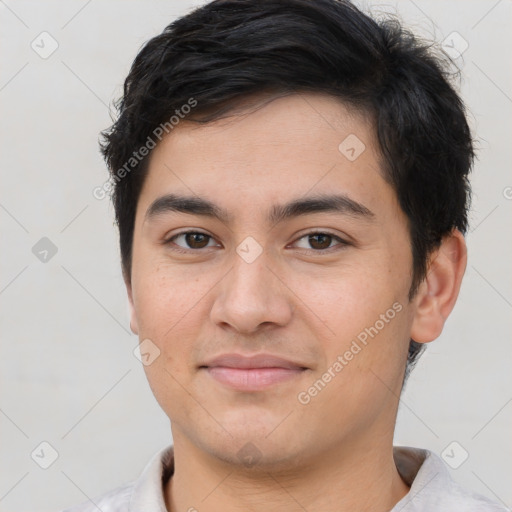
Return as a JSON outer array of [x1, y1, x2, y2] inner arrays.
[[292, 232, 347, 252], [308, 233, 333, 250], [168, 231, 217, 250], [184, 232, 210, 249]]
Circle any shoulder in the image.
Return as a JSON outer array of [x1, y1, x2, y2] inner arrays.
[[60, 481, 134, 512], [60, 445, 174, 512], [442, 481, 509, 511], [393, 446, 508, 512]]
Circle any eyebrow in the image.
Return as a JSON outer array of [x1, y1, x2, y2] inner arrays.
[[144, 193, 375, 225]]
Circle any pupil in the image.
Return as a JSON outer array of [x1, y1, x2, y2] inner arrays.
[[186, 233, 207, 248], [310, 234, 331, 249]]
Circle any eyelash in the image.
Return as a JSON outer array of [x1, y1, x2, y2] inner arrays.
[[164, 230, 349, 255]]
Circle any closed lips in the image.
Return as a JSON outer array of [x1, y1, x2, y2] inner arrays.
[[200, 353, 308, 370]]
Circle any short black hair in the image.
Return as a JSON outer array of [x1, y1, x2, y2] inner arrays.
[[100, 0, 474, 379]]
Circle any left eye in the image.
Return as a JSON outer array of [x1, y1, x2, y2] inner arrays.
[[293, 233, 345, 251]]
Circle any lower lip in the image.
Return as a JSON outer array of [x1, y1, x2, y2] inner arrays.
[[204, 367, 305, 391]]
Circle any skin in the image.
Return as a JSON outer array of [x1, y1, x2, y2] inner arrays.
[[126, 92, 467, 512]]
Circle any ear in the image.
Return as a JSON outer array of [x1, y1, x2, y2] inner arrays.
[[125, 276, 139, 335], [410, 229, 467, 343]]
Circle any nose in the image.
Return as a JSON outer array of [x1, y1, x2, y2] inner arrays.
[[210, 249, 294, 335]]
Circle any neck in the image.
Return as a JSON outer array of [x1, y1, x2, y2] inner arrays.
[[164, 432, 410, 512]]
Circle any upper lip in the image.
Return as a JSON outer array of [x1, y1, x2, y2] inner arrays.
[[200, 353, 307, 370]]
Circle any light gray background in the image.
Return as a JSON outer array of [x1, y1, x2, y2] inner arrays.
[[1, 1, 511, 511]]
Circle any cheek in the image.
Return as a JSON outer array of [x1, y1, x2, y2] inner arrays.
[[302, 302, 410, 425], [303, 258, 410, 374], [131, 274, 201, 400], [135, 271, 205, 417], [132, 260, 211, 336], [301, 261, 398, 330]]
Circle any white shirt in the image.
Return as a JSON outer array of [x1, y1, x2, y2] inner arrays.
[[62, 445, 508, 511]]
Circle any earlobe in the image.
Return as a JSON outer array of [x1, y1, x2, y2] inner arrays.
[[125, 278, 139, 335], [410, 229, 467, 344]]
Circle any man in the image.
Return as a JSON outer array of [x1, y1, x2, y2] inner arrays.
[[65, 0, 507, 510]]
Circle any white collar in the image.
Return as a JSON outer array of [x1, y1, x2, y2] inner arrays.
[[124, 445, 506, 512]]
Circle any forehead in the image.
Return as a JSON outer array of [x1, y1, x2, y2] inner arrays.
[[136, 92, 398, 225]]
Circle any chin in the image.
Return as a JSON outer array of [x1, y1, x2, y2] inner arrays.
[[203, 433, 306, 473]]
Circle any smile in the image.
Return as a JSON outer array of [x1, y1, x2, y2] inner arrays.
[[200, 353, 308, 391], [204, 366, 306, 391]]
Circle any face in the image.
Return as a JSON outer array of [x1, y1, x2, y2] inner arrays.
[[128, 93, 418, 469]]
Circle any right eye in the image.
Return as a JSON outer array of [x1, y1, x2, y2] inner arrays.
[[166, 231, 220, 252]]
